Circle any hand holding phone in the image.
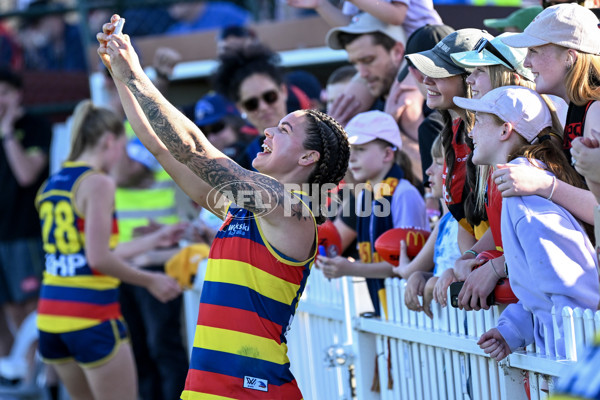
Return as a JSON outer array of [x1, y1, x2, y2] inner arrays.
[[449, 281, 495, 309]]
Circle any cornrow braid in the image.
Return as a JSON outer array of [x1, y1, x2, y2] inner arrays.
[[303, 109, 350, 224]]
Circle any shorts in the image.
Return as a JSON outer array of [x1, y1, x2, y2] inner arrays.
[[39, 319, 129, 368], [0, 238, 44, 304]]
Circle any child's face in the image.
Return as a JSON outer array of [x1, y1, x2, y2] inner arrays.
[[466, 67, 492, 99], [425, 156, 444, 199], [469, 113, 504, 165], [349, 141, 391, 182], [423, 75, 465, 111]]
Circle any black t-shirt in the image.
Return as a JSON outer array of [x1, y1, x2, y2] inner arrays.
[[0, 113, 52, 240]]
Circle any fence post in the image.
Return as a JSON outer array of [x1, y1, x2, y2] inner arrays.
[[498, 362, 529, 400]]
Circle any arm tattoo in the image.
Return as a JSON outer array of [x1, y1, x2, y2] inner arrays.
[[126, 76, 308, 219]]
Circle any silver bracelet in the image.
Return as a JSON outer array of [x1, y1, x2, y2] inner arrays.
[[547, 176, 557, 201]]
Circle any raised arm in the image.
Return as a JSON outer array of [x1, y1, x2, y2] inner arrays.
[[1, 91, 49, 187], [286, 0, 351, 27], [348, 0, 408, 27], [97, 16, 311, 234], [110, 77, 229, 218]]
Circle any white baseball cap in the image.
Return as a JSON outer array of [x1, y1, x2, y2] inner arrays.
[[345, 111, 402, 150], [500, 4, 600, 55], [451, 33, 535, 82], [453, 86, 552, 143]]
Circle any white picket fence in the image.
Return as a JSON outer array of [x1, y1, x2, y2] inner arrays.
[[286, 270, 600, 400]]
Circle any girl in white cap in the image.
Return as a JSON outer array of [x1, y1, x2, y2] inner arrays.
[[496, 3, 600, 227], [454, 86, 599, 361]]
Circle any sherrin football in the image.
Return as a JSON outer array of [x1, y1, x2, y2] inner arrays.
[[317, 220, 342, 257], [374, 227, 430, 266], [475, 250, 518, 304]]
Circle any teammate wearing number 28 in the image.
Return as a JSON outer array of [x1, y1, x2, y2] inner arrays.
[[35, 101, 181, 400]]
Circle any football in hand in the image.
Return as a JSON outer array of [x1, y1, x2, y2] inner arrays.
[[374, 227, 430, 266], [317, 220, 342, 257]]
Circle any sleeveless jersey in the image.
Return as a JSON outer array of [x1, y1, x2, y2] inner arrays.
[[563, 100, 595, 165], [35, 162, 121, 333], [181, 191, 316, 400]]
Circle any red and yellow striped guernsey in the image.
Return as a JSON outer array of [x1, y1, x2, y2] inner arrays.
[[35, 162, 121, 333], [181, 192, 317, 400]]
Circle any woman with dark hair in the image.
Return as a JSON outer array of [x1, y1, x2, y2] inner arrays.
[[213, 43, 289, 170], [98, 15, 350, 399], [213, 43, 316, 170]]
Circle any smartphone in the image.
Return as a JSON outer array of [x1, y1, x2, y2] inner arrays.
[[449, 281, 495, 309], [113, 18, 125, 35]]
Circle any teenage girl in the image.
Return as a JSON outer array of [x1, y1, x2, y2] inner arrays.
[[454, 86, 599, 360], [496, 4, 600, 226]]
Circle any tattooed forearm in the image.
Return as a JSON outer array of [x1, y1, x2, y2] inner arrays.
[[126, 76, 197, 163], [188, 156, 288, 216], [125, 76, 297, 216]]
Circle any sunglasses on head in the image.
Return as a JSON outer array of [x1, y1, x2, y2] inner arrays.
[[241, 90, 279, 112], [200, 120, 226, 135], [473, 38, 515, 71]]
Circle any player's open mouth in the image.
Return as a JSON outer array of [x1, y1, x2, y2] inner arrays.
[[262, 143, 272, 153]]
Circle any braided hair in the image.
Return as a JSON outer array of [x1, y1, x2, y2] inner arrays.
[[302, 109, 350, 224]]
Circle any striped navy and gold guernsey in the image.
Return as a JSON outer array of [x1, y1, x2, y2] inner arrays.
[[35, 162, 121, 333], [181, 191, 317, 400]]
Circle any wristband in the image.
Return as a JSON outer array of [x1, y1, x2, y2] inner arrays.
[[463, 249, 478, 258], [547, 176, 556, 201]]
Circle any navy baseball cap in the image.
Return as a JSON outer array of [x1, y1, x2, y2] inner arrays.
[[194, 93, 239, 126]]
